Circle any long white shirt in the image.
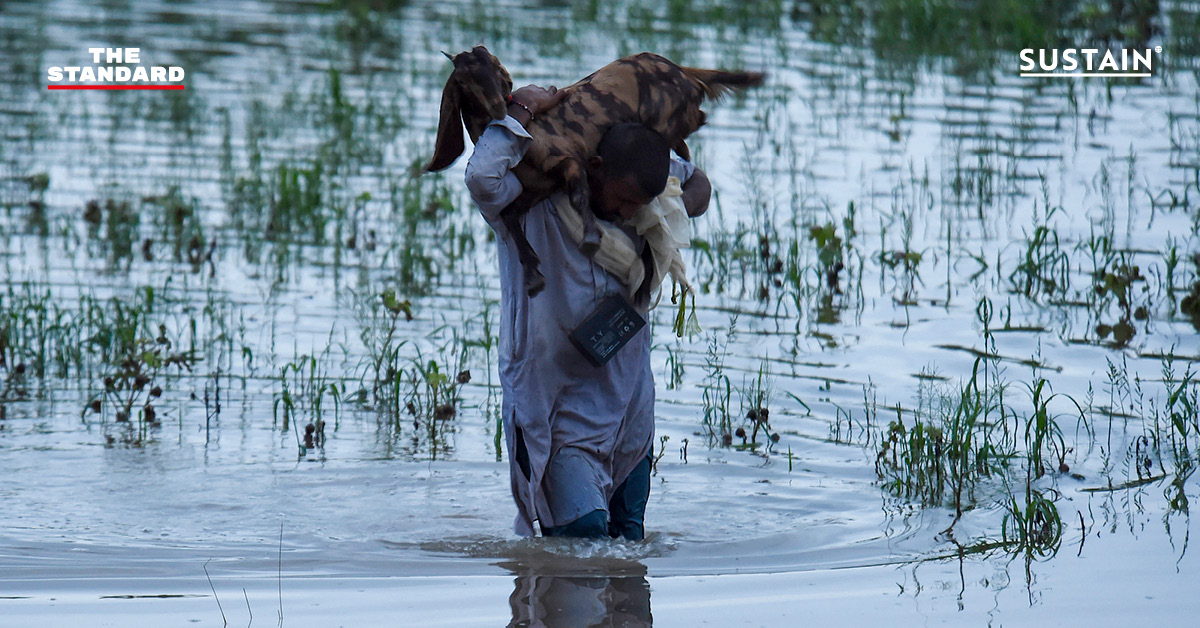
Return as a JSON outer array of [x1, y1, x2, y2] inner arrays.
[[465, 115, 694, 534]]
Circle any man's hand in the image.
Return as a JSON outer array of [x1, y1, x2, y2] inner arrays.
[[508, 85, 568, 126], [681, 167, 711, 218]]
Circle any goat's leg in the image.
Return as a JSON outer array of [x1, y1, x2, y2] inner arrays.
[[562, 160, 601, 257], [634, 239, 656, 306], [498, 205, 546, 297]]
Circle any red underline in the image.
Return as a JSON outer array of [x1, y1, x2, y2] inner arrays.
[[47, 85, 185, 90]]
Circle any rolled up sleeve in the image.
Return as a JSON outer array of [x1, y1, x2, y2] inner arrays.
[[465, 116, 534, 227], [669, 156, 696, 183]]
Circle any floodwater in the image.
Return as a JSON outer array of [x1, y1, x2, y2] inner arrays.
[[2, 0, 1199, 625]]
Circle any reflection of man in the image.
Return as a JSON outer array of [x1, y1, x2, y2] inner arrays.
[[466, 84, 711, 539], [506, 565, 652, 627]]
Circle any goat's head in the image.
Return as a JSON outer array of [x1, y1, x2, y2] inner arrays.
[[450, 46, 512, 122], [424, 46, 512, 173]]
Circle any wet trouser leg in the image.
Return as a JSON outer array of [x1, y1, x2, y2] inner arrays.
[[608, 455, 652, 541], [535, 445, 609, 539], [542, 508, 608, 538], [524, 441, 651, 540]]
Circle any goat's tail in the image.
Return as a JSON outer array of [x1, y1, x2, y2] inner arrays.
[[679, 67, 766, 99]]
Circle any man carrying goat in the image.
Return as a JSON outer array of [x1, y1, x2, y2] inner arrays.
[[466, 84, 711, 540]]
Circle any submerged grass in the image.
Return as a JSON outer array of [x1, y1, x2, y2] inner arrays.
[[734, 361, 778, 449], [999, 488, 1064, 557], [0, 0, 1198, 595], [358, 287, 413, 418], [875, 357, 1016, 515], [274, 349, 343, 444], [1009, 182, 1070, 300], [700, 316, 736, 445], [873, 346, 1199, 560]]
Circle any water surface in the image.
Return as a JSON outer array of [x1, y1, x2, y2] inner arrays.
[[2, 0, 1199, 624]]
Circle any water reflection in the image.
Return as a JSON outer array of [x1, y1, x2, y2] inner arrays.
[[502, 560, 652, 628], [1, 0, 1198, 621]]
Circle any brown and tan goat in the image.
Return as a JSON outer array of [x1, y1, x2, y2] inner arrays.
[[424, 46, 764, 296]]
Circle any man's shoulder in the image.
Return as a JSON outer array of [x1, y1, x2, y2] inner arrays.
[[545, 190, 570, 204]]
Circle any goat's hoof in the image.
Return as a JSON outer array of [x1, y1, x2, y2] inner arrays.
[[526, 273, 546, 297], [579, 230, 602, 257]]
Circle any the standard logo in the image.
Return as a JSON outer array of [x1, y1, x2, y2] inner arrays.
[[46, 48, 185, 90]]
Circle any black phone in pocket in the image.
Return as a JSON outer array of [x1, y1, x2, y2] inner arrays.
[[568, 294, 647, 367]]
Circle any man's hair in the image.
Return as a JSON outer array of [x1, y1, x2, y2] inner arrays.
[[597, 123, 671, 198]]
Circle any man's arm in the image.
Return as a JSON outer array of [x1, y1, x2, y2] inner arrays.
[[680, 167, 711, 218], [669, 157, 711, 218], [464, 118, 531, 225], [464, 85, 567, 226]]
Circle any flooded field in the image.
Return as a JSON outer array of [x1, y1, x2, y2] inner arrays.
[[2, 0, 1199, 625]]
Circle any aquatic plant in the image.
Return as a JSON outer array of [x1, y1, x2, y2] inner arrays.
[[875, 358, 1016, 515], [1181, 254, 1200, 331], [141, 187, 211, 270], [268, 161, 327, 241], [662, 338, 685, 391], [87, 197, 140, 267], [807, 221, 845, 293], [700, 315, 736, 445], [689, 223, 756, 297], [651, 434, 670, 475], [734, 361, 777, 448], [88, 336, 199, 429], [359, 287, 413, 417], [1149, 355, 1199, 466], [1022, 374, 1082, 478], [273, 351, 343, 442], [830, 383, 875, 447], [879, 249, 924, 303], [1091, 255, 1148, 345], [0, 275, 242, 401], [1009, 187, 1069, 300], [404, 354, 467, 424], [1162, 239, 1182, 304], [79, 291, 203, 443], [385, 165, 458, 296], [0, 283, 66, 380], [0, 347, 27, 420], [802, 0, 1073, 77], [400, 339, 471, 459], [874, 358, 1092, 557], [1000, 488, 1063, 558]]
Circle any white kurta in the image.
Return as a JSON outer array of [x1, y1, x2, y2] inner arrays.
[[465, 116, 694, 535]]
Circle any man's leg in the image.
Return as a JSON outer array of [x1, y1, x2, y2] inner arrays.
[[540, 446, 610, 539], [542, 508, 608, 538], [515, 430, 607, 538], [607, 455, 652, 541]]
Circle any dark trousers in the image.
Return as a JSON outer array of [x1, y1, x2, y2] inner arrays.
[[541, 455, 652, 541]]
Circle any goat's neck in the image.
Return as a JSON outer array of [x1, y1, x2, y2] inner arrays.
[[460, 99, 497, 145]]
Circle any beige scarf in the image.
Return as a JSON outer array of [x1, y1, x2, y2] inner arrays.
[[552, 176, 693, 305]]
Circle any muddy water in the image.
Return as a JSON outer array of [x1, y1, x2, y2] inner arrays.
[[2, 0, 1199, 625]]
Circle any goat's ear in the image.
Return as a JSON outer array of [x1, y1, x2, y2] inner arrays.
[[424, 75, 465, 172]]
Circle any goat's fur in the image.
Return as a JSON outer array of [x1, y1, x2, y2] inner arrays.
[[426, 45, 764, 297]]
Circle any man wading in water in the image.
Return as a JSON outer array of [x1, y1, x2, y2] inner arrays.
[[466, 84, 711, 539]]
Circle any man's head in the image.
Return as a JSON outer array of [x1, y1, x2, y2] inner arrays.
[[588, 123, 670, 221]]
